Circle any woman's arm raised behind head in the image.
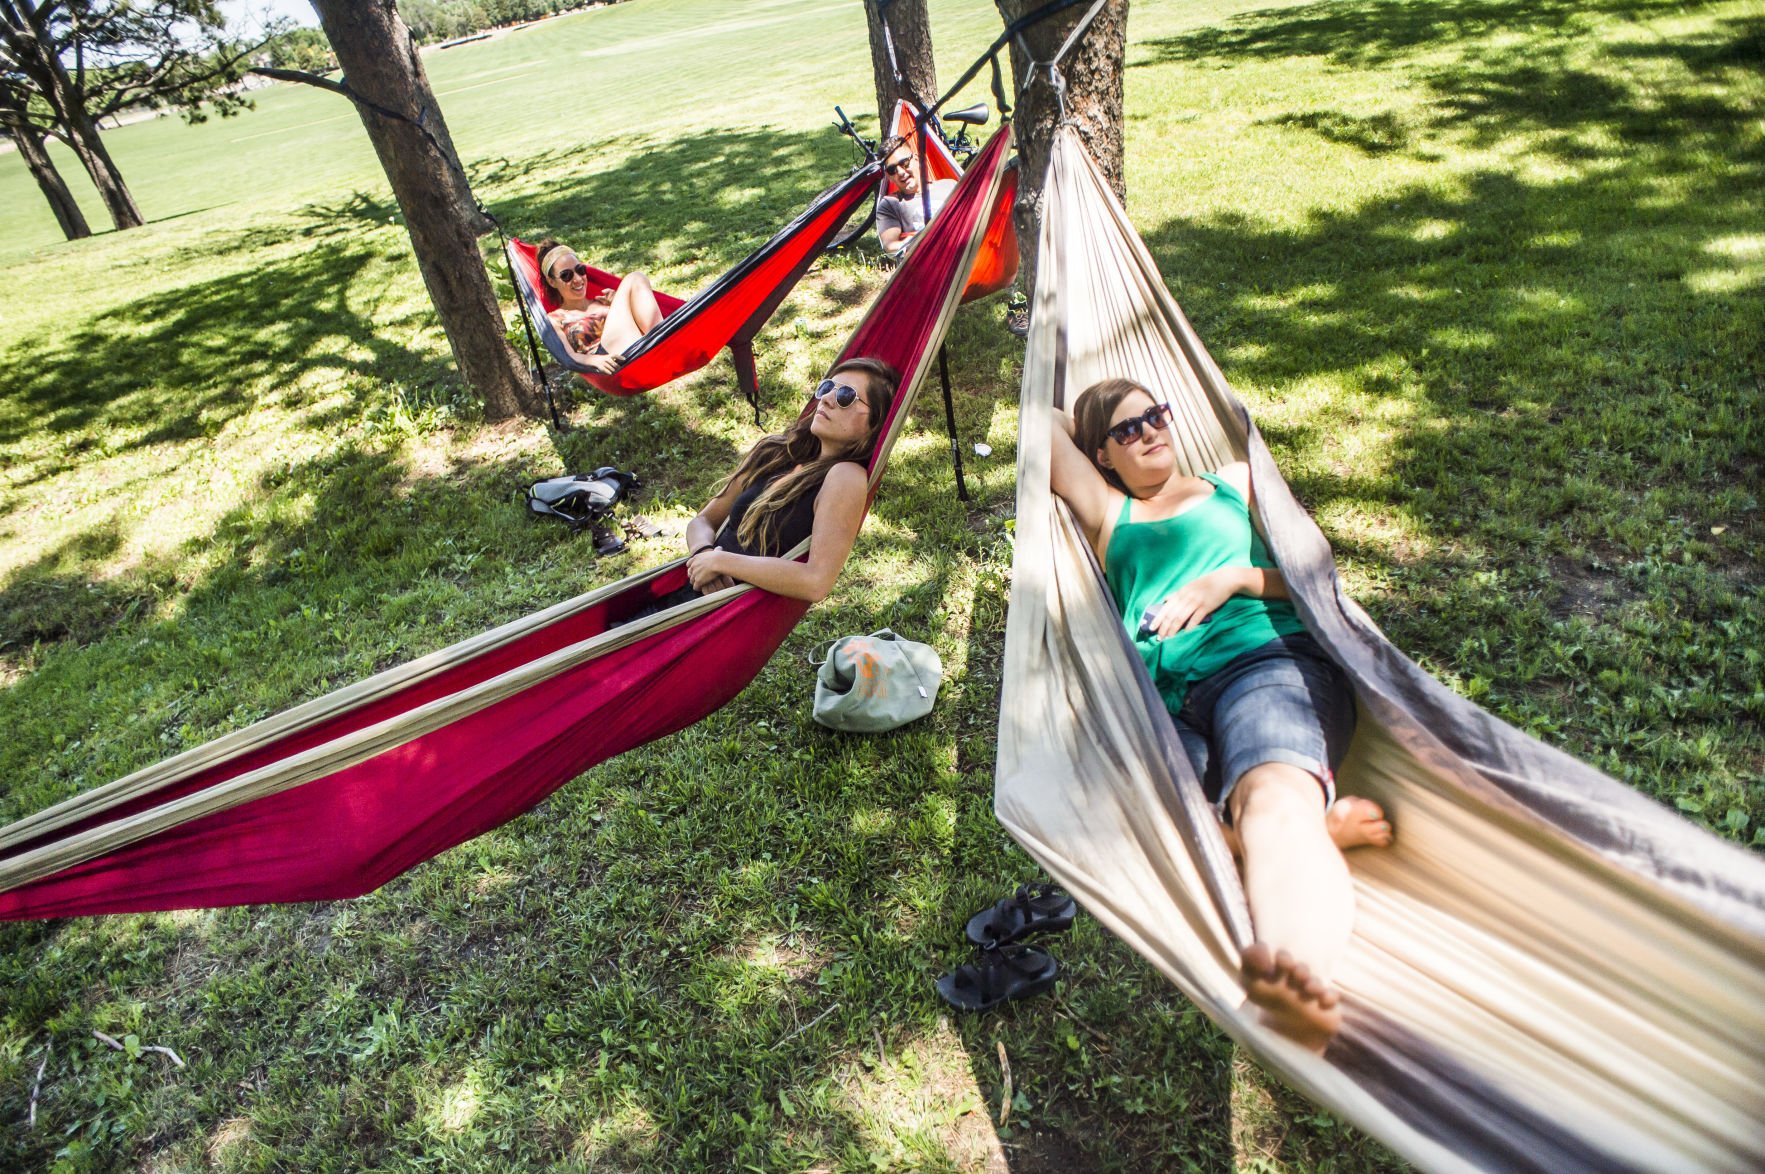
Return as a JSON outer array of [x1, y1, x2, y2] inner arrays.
[[1051, 410, 1117, 551]]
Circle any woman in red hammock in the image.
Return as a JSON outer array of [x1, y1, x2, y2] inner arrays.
[[620, 357, 900, 624], [537, 239, 666, 375]]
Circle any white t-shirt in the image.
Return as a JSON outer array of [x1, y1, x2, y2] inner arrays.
[[876, 178, 958, 253]]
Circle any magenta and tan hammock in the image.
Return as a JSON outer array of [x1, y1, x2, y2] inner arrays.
[[0, 129, 1018, 923]]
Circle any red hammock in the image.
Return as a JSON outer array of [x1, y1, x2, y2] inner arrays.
[[507, 158, 883, 405], [885, 98, 1019, 303], [0, 126, 1017, 921]]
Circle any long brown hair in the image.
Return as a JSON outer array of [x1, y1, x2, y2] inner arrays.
[[724, 357, 900, 554], [1072, 377, 1154, 497]]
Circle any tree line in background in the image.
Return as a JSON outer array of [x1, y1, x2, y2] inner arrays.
[[401, 0, 619, 45]]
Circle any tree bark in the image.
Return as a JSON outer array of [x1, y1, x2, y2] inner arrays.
[[862, 0, 937, 134], [0, 96, 89, 239], [996, 0, 1128, 291], [1, 0, 144, 229], [310, 0, 540, 420]]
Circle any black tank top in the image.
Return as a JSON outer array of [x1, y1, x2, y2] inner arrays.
[[716, 470, 823, 556]]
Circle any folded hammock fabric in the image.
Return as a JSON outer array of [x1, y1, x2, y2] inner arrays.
[[506, 158, 883, 403], [0, 126, 1018, 922], [998, 127, 1765, 1174], [885, 97, 1019, 304]]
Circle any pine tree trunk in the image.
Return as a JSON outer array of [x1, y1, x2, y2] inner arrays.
[[862, 0, 938, 133], [1, 108, 89, 240], [311, 0, 540, 420], [996, 0, 1128, 291]]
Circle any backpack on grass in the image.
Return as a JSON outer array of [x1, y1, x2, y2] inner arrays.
[[524, 467, 641, 553]]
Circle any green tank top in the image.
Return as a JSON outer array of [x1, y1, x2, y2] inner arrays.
[[1103, 473, 1306, 713]]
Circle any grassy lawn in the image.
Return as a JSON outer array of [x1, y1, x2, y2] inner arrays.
[[2, 0, 1759, 1169]]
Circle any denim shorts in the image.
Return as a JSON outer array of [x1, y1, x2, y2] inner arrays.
[[1170, 633, 1356, 815]]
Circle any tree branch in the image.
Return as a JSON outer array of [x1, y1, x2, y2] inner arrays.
[[251, 64, 350, 100]]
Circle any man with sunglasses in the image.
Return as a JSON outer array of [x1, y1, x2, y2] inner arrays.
[[875, 137, 957, 259]]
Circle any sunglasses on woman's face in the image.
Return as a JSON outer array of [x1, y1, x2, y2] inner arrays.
[[549, 263, 588, 283], [1106, 402, 1175, 446], [814, 379, 865, 409]]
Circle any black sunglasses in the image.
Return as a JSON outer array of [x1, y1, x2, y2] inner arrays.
[[1105, 402, 1174, 446], [549, 262, 588, 282], [884, 157, 915, 175], [814, 379, 865, 408]]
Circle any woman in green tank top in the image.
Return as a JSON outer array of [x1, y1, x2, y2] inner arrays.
[[1051, 377, 1392, 1052]]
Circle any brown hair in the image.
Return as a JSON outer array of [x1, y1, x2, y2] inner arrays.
[[535, 238, 571, 300], [724, 357, 900, 554], [1072, 377, 1155, 497]]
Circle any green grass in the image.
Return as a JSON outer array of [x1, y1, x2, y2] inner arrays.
[[1, 0, 1761, 1168]]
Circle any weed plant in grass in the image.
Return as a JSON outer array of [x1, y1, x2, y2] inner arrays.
[[1, 0, 1760, 1170]]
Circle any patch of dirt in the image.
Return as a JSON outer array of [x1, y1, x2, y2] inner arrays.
[[1546, 551, 1641, 619]]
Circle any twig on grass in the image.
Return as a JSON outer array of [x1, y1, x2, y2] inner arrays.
[[771, 1002, 840, 1050], [1054, 994, 1111, 1046], [92, 1029, 185, 1069], [28, 1040, 50, 1128], [996, 1040, 1013, 1126]]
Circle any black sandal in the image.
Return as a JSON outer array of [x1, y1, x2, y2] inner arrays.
[[965, 883, 1076, 949], [935, 945, 1060, 1012]]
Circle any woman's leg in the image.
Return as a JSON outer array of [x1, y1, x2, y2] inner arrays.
[[1230, 763, 1354, 1051], [1184, 635, 1384, 1051], [598, 270, 665, 355]]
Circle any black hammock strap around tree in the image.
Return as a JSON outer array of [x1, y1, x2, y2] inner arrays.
[[0, 126, 1017, 922], [506, 158, 883, 417], [999, 125, 1765, 1174]]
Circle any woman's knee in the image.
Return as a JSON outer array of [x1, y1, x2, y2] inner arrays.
[[1230, 762, 1327, 824]]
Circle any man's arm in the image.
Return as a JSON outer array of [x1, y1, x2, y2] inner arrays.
[[875, 197, 910, 253]]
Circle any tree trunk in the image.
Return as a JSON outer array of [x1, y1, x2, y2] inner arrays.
[[862, 0, 938, 134], [996, 0, 1128, 291], [1, 104, 90, 239], [311, 0, 540, 420], [3, 2, 144, 229]]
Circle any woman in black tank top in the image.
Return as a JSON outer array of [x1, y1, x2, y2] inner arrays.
[[671, 357, 898, 605]]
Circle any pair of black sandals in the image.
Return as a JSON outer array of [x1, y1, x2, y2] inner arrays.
[[935, 883, 1075, 1012]]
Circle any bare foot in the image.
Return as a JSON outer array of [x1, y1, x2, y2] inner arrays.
[[1326, 796, 1392, 851], [1241, 941, 1342, 1052]]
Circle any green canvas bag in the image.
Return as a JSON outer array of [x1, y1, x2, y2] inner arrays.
[[810, 629, 943, 733]]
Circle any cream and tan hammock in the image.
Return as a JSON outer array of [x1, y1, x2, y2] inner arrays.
[[997, 127, 1765, 1174]]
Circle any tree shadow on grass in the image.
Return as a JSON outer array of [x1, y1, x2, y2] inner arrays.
[[1137, 0, 1761, 560], [0, 236, 455, 462]]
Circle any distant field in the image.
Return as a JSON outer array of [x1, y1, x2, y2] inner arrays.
[[2, 0, 1759, 1170]]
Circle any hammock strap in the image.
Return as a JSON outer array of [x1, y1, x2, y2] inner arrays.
[[923, 0, 1093, 128], [877, 0, 905, 89], [937, 343, 969, 502], [484, 206, 560, 430], [1011, 0, 1110, 119]]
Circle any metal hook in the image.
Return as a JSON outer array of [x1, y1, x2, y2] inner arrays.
[[1047, 64, 1070, 125]]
